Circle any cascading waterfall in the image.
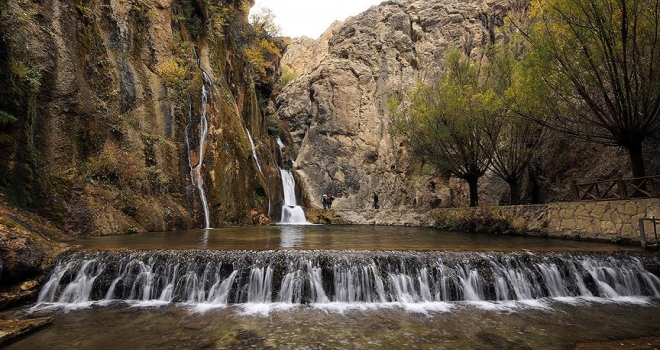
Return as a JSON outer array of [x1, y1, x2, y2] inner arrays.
[[185, 71, 212, 229], [246, 130, 263, 175], [36, 250, 660, 310], [276, 137, 284, 164], [279, 169, 308, 224]]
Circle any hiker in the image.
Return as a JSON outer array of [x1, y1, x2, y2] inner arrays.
[[429, 179, 437, 193], [373, 192, 379, 209], [322, 193, 328, 209], [328, 195, 335, 209]]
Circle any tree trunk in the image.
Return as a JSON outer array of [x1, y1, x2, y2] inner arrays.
[[627, 140, 646, 178], [467, 177, 479, 207], [527, 158, 542, 204], [507, 179, 520, 205]]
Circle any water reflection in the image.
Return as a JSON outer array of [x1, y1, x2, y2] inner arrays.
[[198, 228, 211, 248], [279, 226, 304, 248], [69, 225, 640, 252]]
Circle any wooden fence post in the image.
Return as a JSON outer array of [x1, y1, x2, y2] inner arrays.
[[640, 219, 646, 250], [572, 180, 579, 201], [617, 174, 627, 199]]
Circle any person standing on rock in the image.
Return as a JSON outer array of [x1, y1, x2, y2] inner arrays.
[[373, 192, 379, 210], [328, 195, 335, 209], [322, 193, 328, 209]]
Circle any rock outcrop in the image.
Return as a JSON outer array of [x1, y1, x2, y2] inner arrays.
[[280, 21, 342, 77], [0, 0, 288, 234], [0, 198, 68, 308], [278, 0, 516, 211]]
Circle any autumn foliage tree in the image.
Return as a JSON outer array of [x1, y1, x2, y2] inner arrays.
[[486, 40, 545, 205], [518, 0, 660, 178], [245, 7, 283, 79], [391, 51, 495, 207]]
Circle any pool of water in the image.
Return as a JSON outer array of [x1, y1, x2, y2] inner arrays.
[[69, 225, 637, 252], [7, 226, 655, 349], [5, 300, 660, 349]]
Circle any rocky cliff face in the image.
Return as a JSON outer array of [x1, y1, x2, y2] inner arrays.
[[278, 0, 658, 210], [278, 0, 517, 210], [0, 0, 287, 234]]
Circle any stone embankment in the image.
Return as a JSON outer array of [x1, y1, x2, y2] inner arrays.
[[501, 198, 660, 243], [328, 198, 660, 244], [307, 208, 429, 226]]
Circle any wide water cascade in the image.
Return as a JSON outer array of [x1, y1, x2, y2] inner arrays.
[[37, 250, 660, 307]]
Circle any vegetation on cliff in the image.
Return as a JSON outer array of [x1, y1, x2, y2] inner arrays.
[[0, 0, 42, 208]]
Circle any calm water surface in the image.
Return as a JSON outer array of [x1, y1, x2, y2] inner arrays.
[[70, 225, 637, 252]]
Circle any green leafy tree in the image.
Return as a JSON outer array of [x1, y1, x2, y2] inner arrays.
[[245, 7, 283, 79], [486, 42, 545, 205], [391, 51, 495, 207], [518, 0, 660, 178], [249, 7, 280, 39]]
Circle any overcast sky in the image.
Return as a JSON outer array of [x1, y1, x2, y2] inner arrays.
[[250, 0, 384, 39]]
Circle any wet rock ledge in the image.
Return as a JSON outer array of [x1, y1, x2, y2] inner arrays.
[[0, 317, 53, 346]]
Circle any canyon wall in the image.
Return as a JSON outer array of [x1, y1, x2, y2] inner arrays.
[[277, 0, 524, 211], [0, 0, 288, 235], [278, 0, 659, 210]]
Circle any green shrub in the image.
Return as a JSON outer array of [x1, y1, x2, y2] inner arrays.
[[280, 64, 297, 86], [432, 205, 520, 235]]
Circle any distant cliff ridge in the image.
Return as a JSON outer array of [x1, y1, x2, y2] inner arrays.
[[278, 0, 516, 210]]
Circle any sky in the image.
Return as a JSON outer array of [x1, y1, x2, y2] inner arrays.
[[250, 0, 385, 39]]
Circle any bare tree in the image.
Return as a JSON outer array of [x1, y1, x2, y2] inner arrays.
[[516, 0, 660, 177]]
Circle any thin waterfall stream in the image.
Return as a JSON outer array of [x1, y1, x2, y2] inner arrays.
[[246, 129, 263, 175], [276, 136, 284, 163], [185, 66, 212, 229], [246, 129, 270, 216]]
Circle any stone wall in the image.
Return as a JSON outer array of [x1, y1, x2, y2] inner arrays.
[[542, 198, 659, 242], [332, 198, 660, 244], [331, 209, 430, 226], [432, 198, 660, 243]]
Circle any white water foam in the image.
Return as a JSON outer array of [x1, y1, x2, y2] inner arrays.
[[279, 169, 308, 224]]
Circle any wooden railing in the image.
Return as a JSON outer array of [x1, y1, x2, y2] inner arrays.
[[573, 175, 660, 201]]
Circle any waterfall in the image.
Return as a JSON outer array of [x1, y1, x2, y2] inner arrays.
[[186, 72, 212, 229], [279, 169, 308, 224], [36, 251, 660, 309], [246, 129, 272, 216], [276, 136, 284, 164], [246, 130, 263, 175]]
